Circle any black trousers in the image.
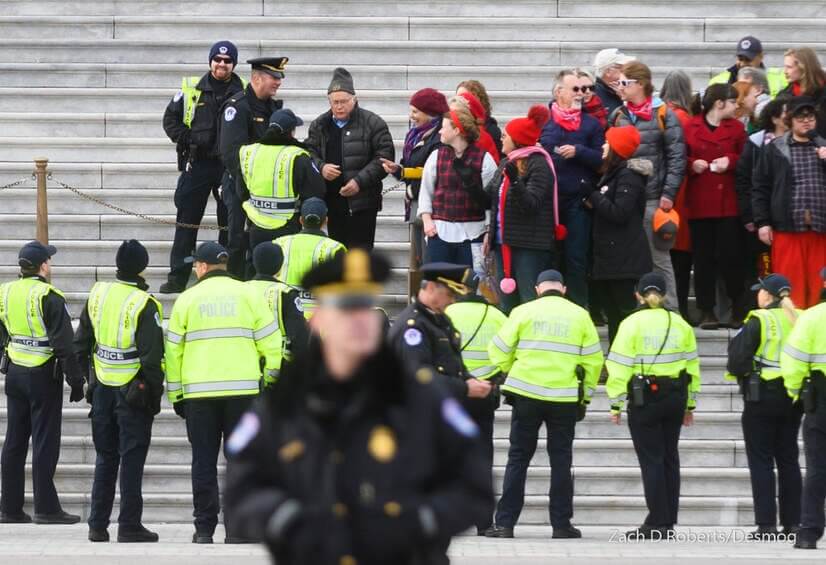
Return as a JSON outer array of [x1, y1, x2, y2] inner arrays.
[[246, 217, 301, 279], [464, 390, 498, 530], [495, 395, 577, 529], [184, 396, 252, 535], [88, 383, 154, 530], [326, 194, 378, 250], [0, 361, 63, 515], [688, 217, 745, 313], [591, 279, 638, 345], [670, 249, 693, 321], [800, 408, 826, 538], [167, 159, 228, 287], [223, 173, 248, 280], [741, 380, 802, 528], [628, 387, 685, 528]]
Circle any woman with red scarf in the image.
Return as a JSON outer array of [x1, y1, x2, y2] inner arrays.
[[779, 47, 826, 137], [484, 105, 561, 313]]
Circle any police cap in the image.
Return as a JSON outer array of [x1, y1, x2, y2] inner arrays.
[[252, 242, 284, 276], [268, 108, 303, 132], [750, 273, 792, 297], [248, 57, 288, 79], [300, 197, 327, 226], [637, 272, 667, 295], [536, 269, 564, 286], [302, 248, 391, 309], [184, 241, 229, 265], [116, 239, 149, 276], [18, 240, 57, 269], [421, 262, 471, 295]]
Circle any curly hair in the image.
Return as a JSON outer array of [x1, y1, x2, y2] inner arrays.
[[456, 80, 493, 119]]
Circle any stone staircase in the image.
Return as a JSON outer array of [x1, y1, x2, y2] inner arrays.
[[0, 0, 823, 527]]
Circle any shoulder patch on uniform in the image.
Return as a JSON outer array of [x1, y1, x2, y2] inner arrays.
[[225, 411, 260, 455], [224, 107, 237, 122], [404, 328, 423, 346], [441, 397, 478, 438], [294, 296, 304, 312], [173, 91, 183, 102]]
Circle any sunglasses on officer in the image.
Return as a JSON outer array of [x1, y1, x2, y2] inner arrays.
[[212, 56, 234, 65]]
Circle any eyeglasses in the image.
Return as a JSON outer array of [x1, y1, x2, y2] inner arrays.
[[330, 98, 354, 107], [572, 85, 594, 93], [618, 79, 639, 87], [794, 112, 817, 122], [212, 56, 233, 65]]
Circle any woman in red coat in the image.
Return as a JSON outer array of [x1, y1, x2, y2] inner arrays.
[[684, 84, 747, 329]]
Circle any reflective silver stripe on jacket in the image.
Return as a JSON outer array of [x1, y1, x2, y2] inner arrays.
[[581, 342, 603, 356], [607, 351, 635, 367], [634, 352, 688, 365], [166, 330, 184, 344], [254, 320, 280, 341], [754, 356, 781, 369], [183, 380, 260, 394], [469, 365, 497, 378], [185, 328, 255, 342], [166, 382, 183, 392], [517, 340, 583, 355], [783, 344, 811, 362], [10, 335, 51, 348], [812, 354, 826, 363], [491, 335, 512, 353], [503, 376, 578, 398], [462, 351, 489, 360]]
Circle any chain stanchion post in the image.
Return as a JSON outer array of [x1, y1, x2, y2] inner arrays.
[[34, 158, 49, 245]]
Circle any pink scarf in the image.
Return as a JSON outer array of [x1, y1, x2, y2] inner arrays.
[[551, 102, 582, 132], [498, 145, 567, 294], [626, 97, 653, 121]]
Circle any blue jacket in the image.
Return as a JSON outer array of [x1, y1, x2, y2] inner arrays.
[[539, 111, 604, 202]]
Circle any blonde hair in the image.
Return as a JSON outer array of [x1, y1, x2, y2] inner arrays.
[[784, 47, 826, 95], [447, 98, 481, 143], [641, 291, 665, 309]]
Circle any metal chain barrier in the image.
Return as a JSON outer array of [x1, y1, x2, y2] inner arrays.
[[0, 176, 35, 192]]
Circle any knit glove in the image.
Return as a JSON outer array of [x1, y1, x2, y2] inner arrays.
[[504, 161, 520, 185]]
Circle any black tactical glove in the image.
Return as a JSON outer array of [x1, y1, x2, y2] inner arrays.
[[577, 402, 588, 422], [173, 401, 186, 419], [69, 383, 85, 403]]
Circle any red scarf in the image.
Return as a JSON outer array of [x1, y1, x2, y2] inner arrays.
[[626, 97, 654, 121], [498, 146, 567, 294], [551, 102, 582, 132], [792, 82, 802, 96]]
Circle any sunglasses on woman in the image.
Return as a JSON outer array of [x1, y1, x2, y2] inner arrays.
[[618, 79, 639, 87], [572, 85, 594, 93]]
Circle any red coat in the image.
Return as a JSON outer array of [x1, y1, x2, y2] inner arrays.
[[684, 115, 746, 220]]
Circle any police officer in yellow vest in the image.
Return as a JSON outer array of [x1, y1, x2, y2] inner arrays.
[[484, 270, 603, 540], [275, 197, 346, 320], [74, 240, 165, 543], [726, 274, 802, 541], [0, 241, 83, 525], [445, 275, 507, 535], [238, 108, 326, 277], [707, 36, 787, 98], [165, 241, 282, 544], [782, 266, 826, 550], [605, 272, 700, 540], [247, 242, 309, 366], [161, 41, 244, 294]]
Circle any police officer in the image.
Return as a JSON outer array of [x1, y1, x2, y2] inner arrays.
[[247, 242, 309, 368], [726, 274, 802, 540], [0, 241, 83, 524], [605, 273, 701, 539], [161, 40, 244, 294], [74, 240, 164, 543], [224, 249, 493, 565], [782, 266, 826, 550], [485, 270, 603, 539], [220, 56, 288, 279], [274, 197, 346, 319], [164, 241, 282, 544], [239, 109, 325, 261], [445, 276, 507, 535]]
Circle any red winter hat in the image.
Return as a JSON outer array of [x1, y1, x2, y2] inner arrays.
[[409, 88, 449, 117], [505, 105, 551, 147], [605, 125, 641, 159], [458, 91, 487, 122]]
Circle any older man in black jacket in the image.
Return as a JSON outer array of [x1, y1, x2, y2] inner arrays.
[[305, 68, 395, 249]]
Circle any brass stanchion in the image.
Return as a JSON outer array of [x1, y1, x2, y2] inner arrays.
[[34, 158, 49, 245]]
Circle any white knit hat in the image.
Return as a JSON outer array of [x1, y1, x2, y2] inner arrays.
[[593, 48, 635, 77]]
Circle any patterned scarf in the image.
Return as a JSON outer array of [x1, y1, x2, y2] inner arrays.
[[403, 117, 440, 162], [626, 97, 654, 121], [551, 102, 582, 132]]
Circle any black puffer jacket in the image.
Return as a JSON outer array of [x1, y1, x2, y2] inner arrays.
[[305, 105, 395, 214], [486, 153, 557, 251], [588, 158, 654, 280]]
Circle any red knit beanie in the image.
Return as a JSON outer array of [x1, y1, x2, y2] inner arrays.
[[505, 105, 551, 147], [458, 91, 487, 122], [605, 125, 641, 159], [409, 88, 449, 117]]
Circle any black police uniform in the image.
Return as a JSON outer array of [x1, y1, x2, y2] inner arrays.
[[0, 277, 83, 522], [74, 275, 165, 538], [219, 58, 286, 279], [162, 72, 244, 290], [224, 338, 493, 565], [250, 273, 310, 360], [727, 306, 802, 536]]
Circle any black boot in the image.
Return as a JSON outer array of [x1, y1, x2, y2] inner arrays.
[[33, 511, 81, 524], [118, 524, 159, 543], [0, 511, 32, 524], [88, 528, 110, 542], [483, 525, 514, 538]]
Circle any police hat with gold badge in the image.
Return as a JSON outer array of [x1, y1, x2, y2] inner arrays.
[[420, 262, 472, 295], [302, 248, 391, 309], [248, 56, 288, 79]]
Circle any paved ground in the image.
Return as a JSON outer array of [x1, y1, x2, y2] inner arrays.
[[0, 524, 822, 564]]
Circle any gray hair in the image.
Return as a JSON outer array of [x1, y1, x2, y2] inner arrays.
[[553, 69, 578, 95], [575, 68, 595, 82], [737, 66, 770, 94], [659, 70, 694, 111]]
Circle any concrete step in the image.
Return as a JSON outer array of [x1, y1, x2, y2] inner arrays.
[[0, 162, 178, 190], [560, 0, 826, 18]]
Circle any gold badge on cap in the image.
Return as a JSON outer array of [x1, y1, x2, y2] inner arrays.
[[367, 425, 397, 463]]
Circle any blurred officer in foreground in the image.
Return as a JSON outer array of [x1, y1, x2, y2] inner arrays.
[[165, 241, 282, 544], [605, 273, 700, 540], [220, 56, 288, 279], [485, 270, 603, 539], [0, 241, 83, 524], [246, 242, 309, 367], [726, 274, 802, 540], [74, 240, 165, 543], [782, 266, 826, 550], [161, 40, 243, 293], [388, 263, 493, 402], [224, 249, 493, 564]]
